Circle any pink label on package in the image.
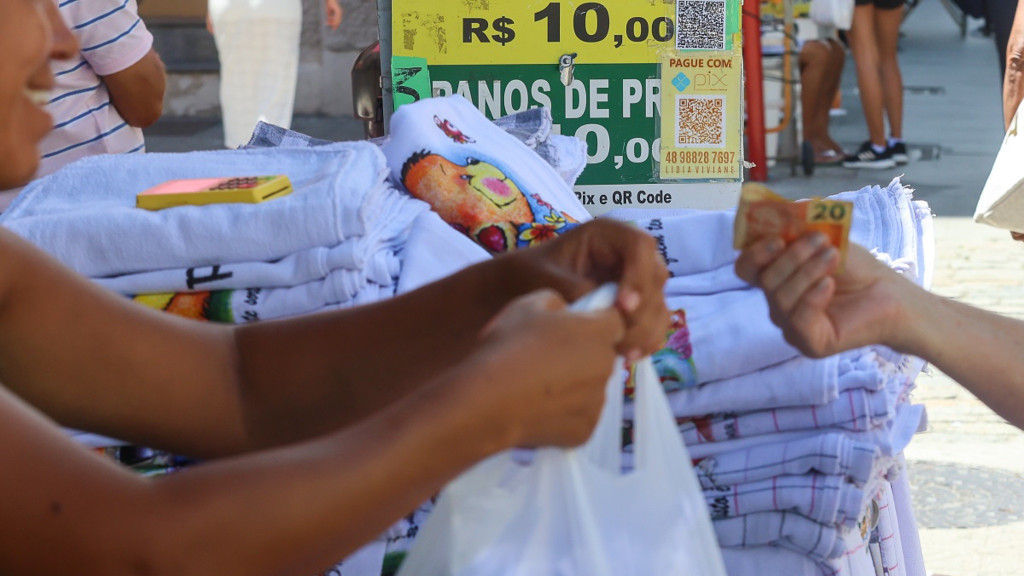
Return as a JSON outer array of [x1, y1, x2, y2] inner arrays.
[[140, 178, 225, 196]]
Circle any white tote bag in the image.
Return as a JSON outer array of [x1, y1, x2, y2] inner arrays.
[[397, 285, 727, 576], [810, 0, 855, 31], [975, 100, 1024, 231]]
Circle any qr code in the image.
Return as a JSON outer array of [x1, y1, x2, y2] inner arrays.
[[676, 0, 726, 50], [675, 95, 726, 147]]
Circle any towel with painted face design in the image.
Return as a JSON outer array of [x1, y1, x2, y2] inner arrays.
[[382, 95, 591, 254]]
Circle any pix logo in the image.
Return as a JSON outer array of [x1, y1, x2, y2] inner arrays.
[[672, 72, 691, 92]]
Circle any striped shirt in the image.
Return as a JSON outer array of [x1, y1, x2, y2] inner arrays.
[[0, 0, 153, 210]]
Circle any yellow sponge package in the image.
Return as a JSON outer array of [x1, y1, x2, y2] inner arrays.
[[136, 175, 293, 210]]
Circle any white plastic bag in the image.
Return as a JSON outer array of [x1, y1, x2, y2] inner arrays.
[[810, 0, 854, 31], [975, 100, 1024, 231], [397, 285, 727, 576]]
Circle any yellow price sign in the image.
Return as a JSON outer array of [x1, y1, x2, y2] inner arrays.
[[394, 0, 733, 65]]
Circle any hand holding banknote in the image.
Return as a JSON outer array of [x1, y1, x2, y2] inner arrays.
[[736, 193, 1024, 436], [733, 183, 853, 269], [733, 188, 916, 358]]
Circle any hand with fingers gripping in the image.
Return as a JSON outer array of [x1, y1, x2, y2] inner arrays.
[[733, 233, 909, 358]]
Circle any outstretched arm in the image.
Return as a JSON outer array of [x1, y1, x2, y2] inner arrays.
[[0, 289, 626, 575], [0, 219, 668, 457], [735, 234, 1024, 430]]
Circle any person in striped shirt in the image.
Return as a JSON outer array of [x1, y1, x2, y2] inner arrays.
[[0, 0, 165, 210]]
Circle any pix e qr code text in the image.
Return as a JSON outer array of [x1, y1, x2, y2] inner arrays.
[[676, 0, 726, 50], [675, 95, 726, 148]]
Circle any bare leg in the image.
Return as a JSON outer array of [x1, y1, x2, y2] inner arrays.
[[848, 4, 888, 149], [801, 39, 848, 160], [874, 6, 903, 140], [800, 40, 832, 156], [820, 39, 847, 154]]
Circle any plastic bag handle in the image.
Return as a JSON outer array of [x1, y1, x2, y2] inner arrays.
[[632, 357, 674, 470], [566, 284, 626, 472], [567, 284, 695, 476]]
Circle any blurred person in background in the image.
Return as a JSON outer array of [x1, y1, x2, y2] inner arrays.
[[208, 0, 342, 149], [800, 36, 847, 165], [842, 0, 908, 170], [0, 0, 165, 211]]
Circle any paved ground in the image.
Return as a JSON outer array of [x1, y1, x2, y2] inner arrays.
[[142, 1, 1024, 573]]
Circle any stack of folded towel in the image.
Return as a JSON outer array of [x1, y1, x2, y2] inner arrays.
[[605, 179, 933, 576], [378, 97, 936, 576], [0, 143, 434, 322], [1, 90, 934, 576]]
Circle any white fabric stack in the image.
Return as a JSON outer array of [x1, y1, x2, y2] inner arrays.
[[233, 101, 935, 576], [0, 142, 439, 322], [606, 178, 933, 576], [2, 91, 935, 576], [355, 98, 935, 576]]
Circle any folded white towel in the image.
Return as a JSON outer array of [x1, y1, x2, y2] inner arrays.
[[678, 387, 898, 445], [132, 268, 387, 324], [94, 183, 423, 294], [1, 143, 413, 278], [714, 511, 844, 561], [655, 283, 915, 389], [720, 532, 876, 576], [628, 349, 898, 420], [691, 433, 878, 490], [670, 355, 837, 415], [912, 200, 935, 290], [665, 289, 799, 384], [705, 473, 866, 528], [97, 247, 401, 294], [684, 403, 926, 461], [719, 546, 820, 576], [630, 352, 856, 414], [834, 178, 920, 266], [395, 211, 491, 295], [624, 211, 739, 279], [232, 269, 386, 321]]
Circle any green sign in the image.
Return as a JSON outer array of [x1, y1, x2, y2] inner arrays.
[[391, 0, 744, 213]]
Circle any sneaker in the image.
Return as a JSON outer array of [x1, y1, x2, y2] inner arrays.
[[888, 141, 909, 165], [842, 141, 896, 169]]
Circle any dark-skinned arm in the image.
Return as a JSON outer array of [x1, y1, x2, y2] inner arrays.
[[0, 220, 668, 457], [0, 289, 625, 575]]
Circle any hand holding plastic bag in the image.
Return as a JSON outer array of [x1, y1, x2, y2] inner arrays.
[[398, 285, 727, 576]]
